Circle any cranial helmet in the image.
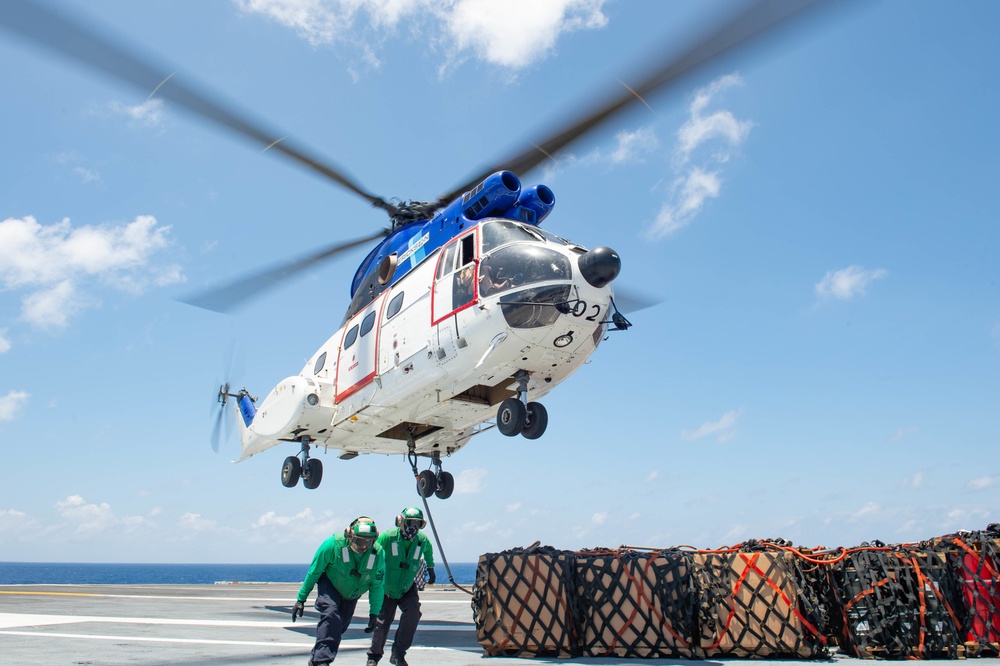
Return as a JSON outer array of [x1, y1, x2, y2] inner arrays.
[[345, 516, 378, 553], [395, 507, 426, 540]]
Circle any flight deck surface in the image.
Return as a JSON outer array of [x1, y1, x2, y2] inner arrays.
[[1, 582, 998, 666]]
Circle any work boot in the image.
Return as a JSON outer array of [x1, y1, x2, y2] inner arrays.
[[389, 654, 408, 666], [366, 660, 379, 666]]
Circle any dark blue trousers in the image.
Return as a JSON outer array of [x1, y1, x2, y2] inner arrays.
[[367, 582, 421, 662], [311, 574, 358, 663]]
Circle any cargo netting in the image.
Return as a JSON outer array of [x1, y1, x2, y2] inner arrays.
[[828, 542, 963, 659], [694, 540, 829, 658], [575, 548, 697, 658], [944, 526, 1000, 656], [471, 523, 1000, 660], [471, 544, 581, 657]]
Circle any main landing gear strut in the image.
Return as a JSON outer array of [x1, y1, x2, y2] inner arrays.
[[496, 370, 548, 439], [281, 436, 324, 490], [407, 434, 455, 500]]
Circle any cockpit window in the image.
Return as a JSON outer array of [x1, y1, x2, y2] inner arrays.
[[533, 226, 571, 246], [479, 245, 571, 297], [481, 220, 542, 254]]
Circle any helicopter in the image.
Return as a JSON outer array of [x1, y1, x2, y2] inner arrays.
[[0, 0, 836, 497]]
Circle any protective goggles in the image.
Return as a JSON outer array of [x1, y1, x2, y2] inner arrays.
[[400, 518, 424, 530], [350, 535, 376, 551]]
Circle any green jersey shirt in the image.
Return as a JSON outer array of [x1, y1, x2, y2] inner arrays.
[[377, 526, 435, 599], [297, 532, 385, 615]]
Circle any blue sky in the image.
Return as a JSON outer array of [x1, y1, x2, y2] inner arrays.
[[0, 0, 997, 564]]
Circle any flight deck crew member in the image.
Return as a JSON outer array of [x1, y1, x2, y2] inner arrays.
[[364, 507, 435, 666], [292, 516, 385, 666]]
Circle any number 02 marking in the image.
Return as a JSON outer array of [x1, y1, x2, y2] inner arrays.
[[570, 300, 603, 321]]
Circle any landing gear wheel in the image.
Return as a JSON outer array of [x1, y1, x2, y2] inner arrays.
[[281, 456, 301, 488], [416, 469, 437, 498], [521, 402, 548, 440], [435, 471, 455, 500], [497, 398, 526, 437], [302, 458, 323, 490]]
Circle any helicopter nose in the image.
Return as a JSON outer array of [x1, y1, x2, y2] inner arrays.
[[577, 246, 621, 288]]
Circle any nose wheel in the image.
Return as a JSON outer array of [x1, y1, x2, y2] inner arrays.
[[496, 371, 548, 439], [281, 437, 323, 490]]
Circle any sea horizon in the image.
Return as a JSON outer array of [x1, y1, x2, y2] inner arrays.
[[0, 561, 478, 586]]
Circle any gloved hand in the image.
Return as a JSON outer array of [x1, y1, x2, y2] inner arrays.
[[427, 567, 436, 585], [292, 600, 304, 622], [364, 613, 378, 633]]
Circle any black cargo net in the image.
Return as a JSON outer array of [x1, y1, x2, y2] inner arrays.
[[470, 525, 1000, 661], [471, 545, 581, 657], [945, 527, 1000, 657], [574, 548, 697, 658], [830, 543, 964, 659], [694, 542, 829, 658]]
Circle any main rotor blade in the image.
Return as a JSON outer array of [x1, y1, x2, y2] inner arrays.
[[613, 287, 662, 315], [441, 0, 835, 202], [180, 229, 388, 313], [0, 0, 392, 213]]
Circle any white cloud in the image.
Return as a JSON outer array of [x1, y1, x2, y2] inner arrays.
[[644, 470, 658, 482], [652, 168, 721, 237], [506, 502, 522, 512], [455, 467, 487, 494], [904, 471, 924, 488], [851, 501, 881, 520], [815, 265, 888, 300], [0, 508, 34, 537], [0, 390, 30, 421], [676, 74, 752, 164], [681, 408, 742, 442], [443, 0, 607, 70], [591, 511, 608, 525], [648, 73, 749, 238], [0, 329, 9, 353], [233, 0, 608, 73], [250, 508, 342, 544], [55, 495, 117, 535], [722, 524, 747, 543], [889, 426, 917, 442], [72, 166, 103, 185], [179, 512, 217, 531], [967, 476, 996, 491], [0, 215, 183, 329], [107, 98, 165, 128], [609, 127, 659, 164], [460, 519, 496, 534]]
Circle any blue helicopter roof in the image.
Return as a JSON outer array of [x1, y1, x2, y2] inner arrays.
[[348, 171, 555, 299]]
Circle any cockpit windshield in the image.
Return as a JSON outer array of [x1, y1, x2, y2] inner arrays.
[[479, 244, 572, 297], [481, 220, 541, 254]]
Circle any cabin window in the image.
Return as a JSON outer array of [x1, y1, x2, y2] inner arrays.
[[360, 311, 376, 337], [344, 324, 359, 350], [436, 243, 457, 280], [460, 233, 475, 266], [386, 292, 404, 319], [313, 351, 327, 375]]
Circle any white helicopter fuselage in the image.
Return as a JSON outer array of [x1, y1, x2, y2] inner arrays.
[[235, 217, 617, 464]]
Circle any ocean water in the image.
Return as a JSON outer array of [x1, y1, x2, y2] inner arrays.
[[0, 561, 479, 586]]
